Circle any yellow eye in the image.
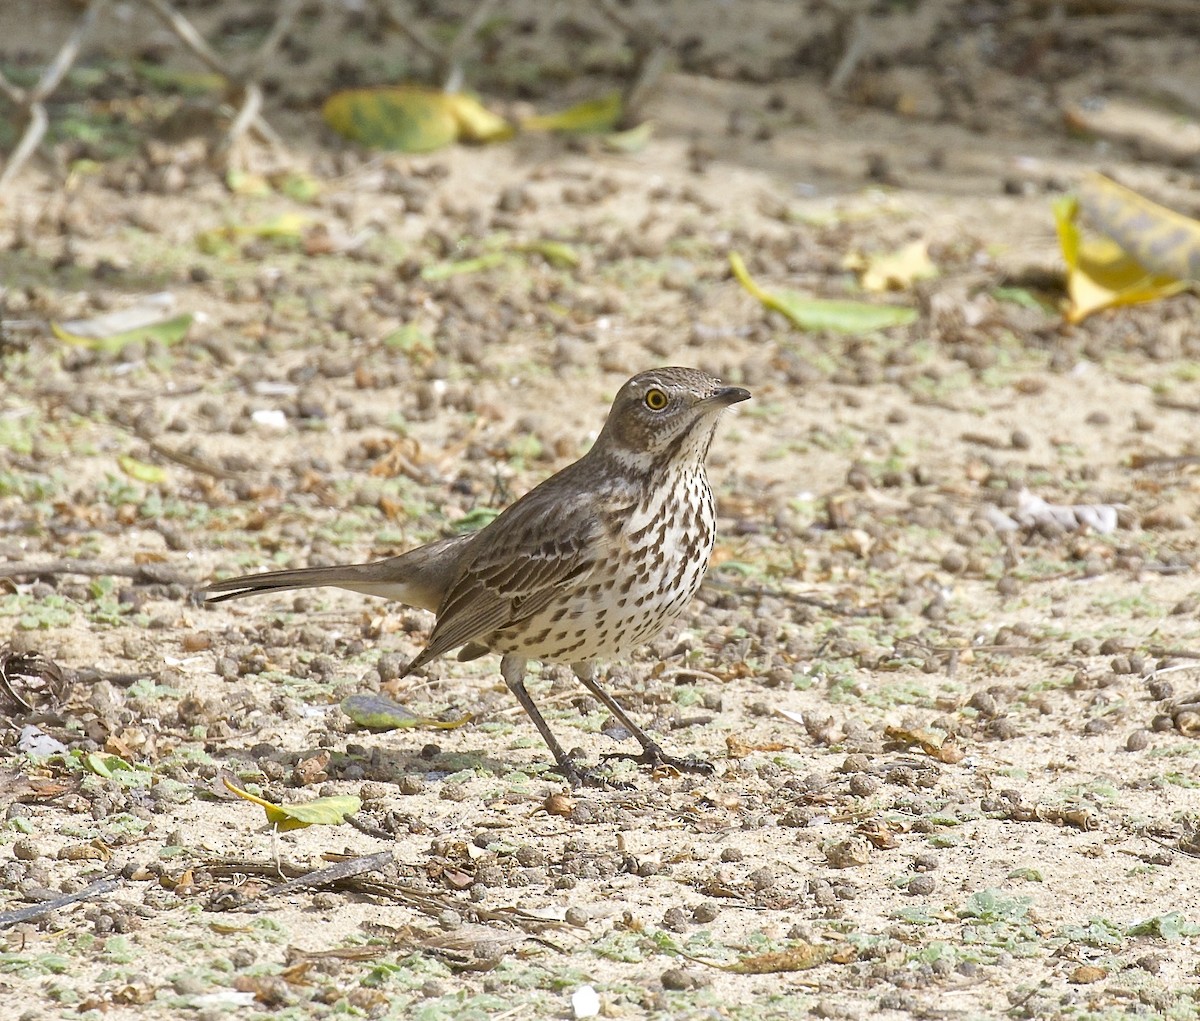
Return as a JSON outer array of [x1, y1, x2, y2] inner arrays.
[[644, 388, 668, 411]]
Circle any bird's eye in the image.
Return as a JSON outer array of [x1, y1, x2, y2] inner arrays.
[[644, 388, 668, 411]]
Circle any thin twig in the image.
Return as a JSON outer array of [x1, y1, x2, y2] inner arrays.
[[252, 0, 303, 69], [137, 0, 286, 152], [139, 0, 227, 76], [623, 43, 669, 124], [828, 10, 869, 94], [442, 0, 500, 92], [593, 0, 639, 37], [261, 850, 396, 900], [0, 876, 121, 930], [374, 0, 444, 65], [219, 80, 264, 157], [0, 69, 24, 106], [0, 0, 108, 191], [0, 560, 193, 585], [0, 105, 48, 194], [142, 436, 249, 480]]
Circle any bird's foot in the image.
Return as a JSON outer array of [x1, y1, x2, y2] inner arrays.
[[601, 743, 715, 777], [553, 757, 634, 790]]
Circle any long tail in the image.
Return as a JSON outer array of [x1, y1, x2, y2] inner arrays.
[[202, 533, 472, 613]]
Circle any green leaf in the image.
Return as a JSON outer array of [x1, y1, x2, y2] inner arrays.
[[341, 694, 473, 732], [383, 324, 434, 356], [513, 240, 580, 268], [52, 312, 193, 354], [522, 92, 623, 134], [420, 251, 513, 280], [223, 779, 361, 831], [1126, 912, 1200, 941], [81, 752, 148, 778], [729, 252, 916, 334], [133, 61, 225, 95], [454, 506, 502, 532], [276, 170, 322, 203], [117, 455, 167, 484]]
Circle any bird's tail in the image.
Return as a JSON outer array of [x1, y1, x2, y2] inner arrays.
[[202, 533, 471, 612]]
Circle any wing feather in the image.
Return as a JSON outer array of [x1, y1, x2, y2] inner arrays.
[[405, 488, 609, 672]]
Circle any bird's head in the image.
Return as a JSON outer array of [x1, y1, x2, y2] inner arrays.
[[594, 367, 751, 471]]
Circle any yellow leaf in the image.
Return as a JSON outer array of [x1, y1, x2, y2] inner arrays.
[[226, 169, 272, 197], [322, 87, 510, 152], [117, 455, 167, 485], [442, 92, 513, 143], [858, 240, 938, 292], [1077, 172, 1200, 282], [603, 120, 654, 153], [196, 212, 310, 256], [522, 92, 623, 134], [1053, 195, 1187, 324], [223, 779, 361, 831]]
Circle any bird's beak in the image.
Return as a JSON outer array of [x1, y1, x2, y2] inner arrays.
[[703, 386, 752, 408]]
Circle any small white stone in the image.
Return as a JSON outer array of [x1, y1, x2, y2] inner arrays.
[[571, 984, 600, 1019], [251, 408, 288, 432]]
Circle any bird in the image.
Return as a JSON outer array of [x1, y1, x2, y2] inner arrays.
[[204, 367, 750, 786]]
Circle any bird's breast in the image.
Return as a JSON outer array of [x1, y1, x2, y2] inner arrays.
[[487, 468, 716, 664]]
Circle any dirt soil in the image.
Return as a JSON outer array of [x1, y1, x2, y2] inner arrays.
[[4, 2, 1200, 1019]]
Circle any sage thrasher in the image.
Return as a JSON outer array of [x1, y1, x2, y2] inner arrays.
[[205, 367, 750, 785]]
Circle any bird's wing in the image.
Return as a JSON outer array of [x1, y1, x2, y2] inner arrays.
[[405, 488, 610, 671]]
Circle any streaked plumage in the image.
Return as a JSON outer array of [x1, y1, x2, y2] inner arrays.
[[205, 367, 750, 785]]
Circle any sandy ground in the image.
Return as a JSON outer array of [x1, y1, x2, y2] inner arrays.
[[3, 2, 1200, 1019]]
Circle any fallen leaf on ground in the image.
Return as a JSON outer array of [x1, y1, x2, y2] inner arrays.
[[1053, 183, 1190, 324], [850, 239, 938, 292], [117, 455, 167, 485], [522, 92, 623, 134], [196, 212, 310, 256], [884, 725, 964, 764], [223, 779, 361, 831], [52, 293, 192, 354], [730, 252, 917, 333], [725, 734, 799, 759], [323, 87, 512, 152], [341, 693, 473, 732]]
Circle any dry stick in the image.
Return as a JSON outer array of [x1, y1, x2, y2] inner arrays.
[[259, 850, 396, 900], [141, 435, 248, 481], [373, 0, 445, 66], [0, 876, 121, 930], [0, 560, 193, 585], [623, 44, 669, 124], [0, 0, 108, 192], [441, 0, 501, 92], [592, 0, 668, 123], [828, 10, 869, 94], [217, 0, 303, 155], [137, 0, 286, 152]]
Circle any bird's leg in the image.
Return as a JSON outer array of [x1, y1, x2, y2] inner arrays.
[[500, 654, 597, 788], [572, 661, 715, 777]]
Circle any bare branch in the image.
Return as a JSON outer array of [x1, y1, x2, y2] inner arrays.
[[139, 0, 228, 77], [372, 0, 444, 65], [442, 0, 501, 92], [0, 103, 47, 193], [0, 0, 108, 191]]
